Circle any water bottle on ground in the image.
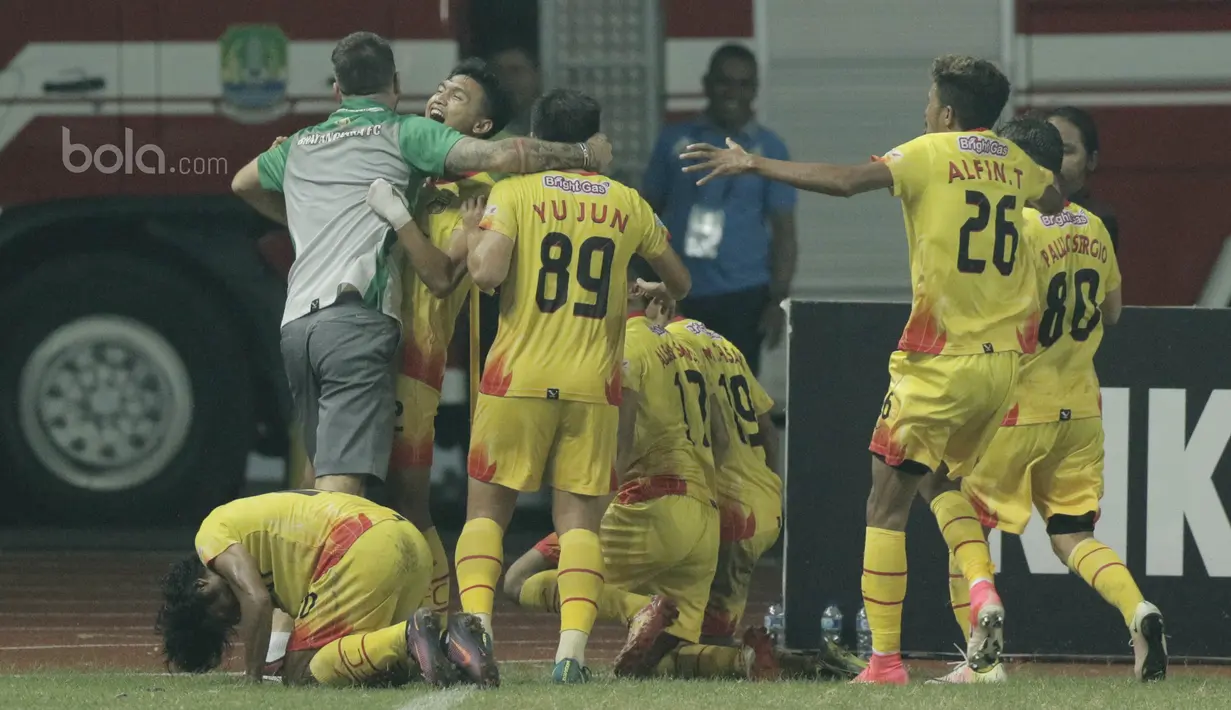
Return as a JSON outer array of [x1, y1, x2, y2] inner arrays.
[[764, 602, 785, 647], [820, 604, 843, 646], [856, 606, 872, 660]]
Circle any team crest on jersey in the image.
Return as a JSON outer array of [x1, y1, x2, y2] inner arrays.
[[956, 135, 1009, 157], [219, 24, 290, 124]]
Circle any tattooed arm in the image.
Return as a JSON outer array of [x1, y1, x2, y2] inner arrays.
[[443, 134, 612, 176]]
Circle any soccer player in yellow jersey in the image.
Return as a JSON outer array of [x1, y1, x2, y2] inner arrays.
[[933, 116, 1166, 684], [362, 58, 512, 623], [155, 490, 496, 687], [501, 277, 784, 682], [664, 313, 783, 644], [456, 89, 692, 684], [682, 55, 1066, 684]]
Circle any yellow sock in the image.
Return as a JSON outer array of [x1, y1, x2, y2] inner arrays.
[[518, 570, 561, 612], [1068, 538, 1144, 627], [947, 552, 971, 643], [419, 527, 451, 620], [555, 529, 604, 662], [519, 568, 646, 624], [862, 527, 907, 654], [931, 491, 995, 584], [455, 518, 503, 618], [654, 643, 743, 679], [309, 622, 412, 686]]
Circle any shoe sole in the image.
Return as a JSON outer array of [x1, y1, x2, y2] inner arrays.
[[968, 603, 1004, 672], [446, 613, 500, 688], [614, 597, 680, 678], [1138, 613, 1167, 682], [406, 608, 452, 687]]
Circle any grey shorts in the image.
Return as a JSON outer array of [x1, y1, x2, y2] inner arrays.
[[280, 294, 402, 480]]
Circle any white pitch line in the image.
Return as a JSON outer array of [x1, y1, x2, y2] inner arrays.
[[395, 686, 476, 710], [0, 643, 156, 651]]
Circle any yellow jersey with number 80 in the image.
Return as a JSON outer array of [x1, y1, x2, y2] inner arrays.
[[1004, 204, 1121, 426], [478, 171, 669, 404], [881, 130, 1054, 356]]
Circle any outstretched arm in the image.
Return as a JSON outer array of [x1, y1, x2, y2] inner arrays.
[[680, 139, 893, 197], [210, 545, 273, 683], [444, 134, 612, 176]]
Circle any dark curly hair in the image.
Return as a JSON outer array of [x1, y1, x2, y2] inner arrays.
[[155, 555, 235, 673], [449, 57, 514, 138]]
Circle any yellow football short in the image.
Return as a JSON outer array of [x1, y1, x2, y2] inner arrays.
[[287, 519, 431, 652], [391, 375, 441, 470], [702, 488, 782, 639], [869, 350, 1019, 475], [960, 418, 1105, 535], [467, 394, 617, 496], [600, 490, 719, 644]]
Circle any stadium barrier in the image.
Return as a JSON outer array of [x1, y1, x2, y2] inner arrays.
[[782, 301, 1231, 660]]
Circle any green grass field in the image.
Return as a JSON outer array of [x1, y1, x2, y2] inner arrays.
[[4, 663, 1229, 710]]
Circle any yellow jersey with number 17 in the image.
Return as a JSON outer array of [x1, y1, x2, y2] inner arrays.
[[621, 315, 716, 506], [666, 318, 779, 504], [881, 130, 1054, 356], [398, 173, 492, 391], [1004, 203, 1121, 426], [478, 171, 669, 405], [194, 491, 402, 615]]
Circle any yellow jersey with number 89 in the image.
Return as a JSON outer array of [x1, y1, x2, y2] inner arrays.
[[1004, 204, 1120, 426], [478, 171, 669, 404], [881, 130, 1054, 356]]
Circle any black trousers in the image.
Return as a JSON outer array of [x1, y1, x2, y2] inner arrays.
[[679, 285, 771, 376]]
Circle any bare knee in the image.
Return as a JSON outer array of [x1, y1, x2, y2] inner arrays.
[[916, 464, 960, 505], [866, 456, 923, 530], [465, 479, 519, 529], [1047, 513, 1097, 563]]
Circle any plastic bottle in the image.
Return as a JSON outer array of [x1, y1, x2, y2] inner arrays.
[[855, 605, 872, 660], [820, 604, 843, 646], [764, 602, 785, 647]]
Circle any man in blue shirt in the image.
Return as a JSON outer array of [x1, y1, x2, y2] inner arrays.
[[641, 44, 797, 375]]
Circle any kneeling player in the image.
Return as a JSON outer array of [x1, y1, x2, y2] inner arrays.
[[934, 116, 1166, 684], [503, 278, 779, 681], [156, 490, 496, 687]]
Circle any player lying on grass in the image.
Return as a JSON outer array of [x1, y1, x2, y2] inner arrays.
[[680, 54, 1065, 685], [155, 490, 496, 688], [932, 115, 1166, 685], [451, 89, 692, 685]]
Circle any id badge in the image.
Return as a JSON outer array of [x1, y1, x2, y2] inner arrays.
[[683, 205, 725, 259]]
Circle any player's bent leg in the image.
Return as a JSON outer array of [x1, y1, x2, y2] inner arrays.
[[503, 534, 560, 603], [298, 611, 449, 688], [388, 464, 450, 619], [1050, 518, 1166, 682], [454, 479, 515, 637]]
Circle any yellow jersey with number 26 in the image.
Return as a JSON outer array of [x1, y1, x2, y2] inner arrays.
[[881, 130, 1054, 356]]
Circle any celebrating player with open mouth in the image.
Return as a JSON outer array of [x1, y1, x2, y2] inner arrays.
[[681, 54, 1064, 685]]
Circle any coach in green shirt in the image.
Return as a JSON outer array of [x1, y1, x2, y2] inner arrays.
[[231, 31, 611, 497]]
